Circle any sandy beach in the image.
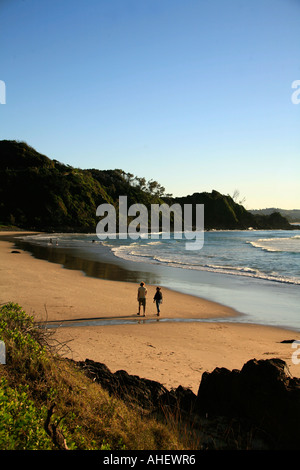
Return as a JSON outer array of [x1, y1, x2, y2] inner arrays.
[[1, 231, 300, 393]]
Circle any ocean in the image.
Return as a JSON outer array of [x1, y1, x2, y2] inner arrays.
[[15, 229, 300, 332]]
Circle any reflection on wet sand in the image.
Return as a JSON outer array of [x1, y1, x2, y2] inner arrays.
[[42, 315, 235, 329], [12, 238, 161, 285]]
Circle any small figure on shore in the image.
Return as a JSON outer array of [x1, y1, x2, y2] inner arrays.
[[49, 238, 53, 245], [153, 287, 163, 316], [137, 282, 147, 316]]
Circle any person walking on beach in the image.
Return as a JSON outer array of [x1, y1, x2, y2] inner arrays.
[[153, 287, 163, 316], [137, 282, 147, 316]]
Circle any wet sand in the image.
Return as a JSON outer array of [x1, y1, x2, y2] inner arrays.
[[1, 231, 300, 393]]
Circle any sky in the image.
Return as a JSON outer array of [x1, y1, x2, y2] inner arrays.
[[0, 0, 300, 209]]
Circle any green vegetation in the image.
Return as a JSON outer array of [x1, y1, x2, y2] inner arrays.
[[176, 191, 293, 230], [0, 378, 53, 450], [0, 139, 294, 231], [0, 302, 187, 450], [0, 140, 167, 232]]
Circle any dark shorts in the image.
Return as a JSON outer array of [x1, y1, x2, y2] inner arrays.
[[138, 298, 146, 306]]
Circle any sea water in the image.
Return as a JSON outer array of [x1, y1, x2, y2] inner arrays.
[[17, 229, 300, 331]]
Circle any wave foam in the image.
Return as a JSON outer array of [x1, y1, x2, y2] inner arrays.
[[110, 245, 300, 285], [19, 232, 300, 286], [248, 236, 300, 253]]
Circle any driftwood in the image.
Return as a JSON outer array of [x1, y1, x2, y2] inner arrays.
[[44, 403, 69, 450]]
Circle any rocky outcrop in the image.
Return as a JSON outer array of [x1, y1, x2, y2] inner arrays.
[[77, 359, 170, 407], [75, 358, 197, 415], [196, 358, 300, 449], [75, 357, 300, 450]]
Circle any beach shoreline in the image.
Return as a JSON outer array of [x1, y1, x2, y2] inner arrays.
[[1, 230, 300, 393], [8, 229, 300, 332]]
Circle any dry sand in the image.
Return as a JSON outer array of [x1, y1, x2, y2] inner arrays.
[[1, 231, 300, 393]]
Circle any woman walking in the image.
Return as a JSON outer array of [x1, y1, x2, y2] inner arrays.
[[153, 287, 163, 316]]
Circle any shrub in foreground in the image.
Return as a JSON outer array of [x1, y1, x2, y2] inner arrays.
[[0, 303, 183, 450]]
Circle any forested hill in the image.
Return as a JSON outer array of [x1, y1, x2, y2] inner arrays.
[[249, 208, 300, 223], [0, 140, 294, 232]]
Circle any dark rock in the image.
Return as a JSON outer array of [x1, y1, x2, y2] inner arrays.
[[76, 358, 171, 410], [114, 368, 169, 406], [75, 358, 197, 423], [73, 357, 300, 449], [173, 385, 197, 413], [160, 385, 197, 415], [196, 367, 239, 419], [196, 358, 300, 449]]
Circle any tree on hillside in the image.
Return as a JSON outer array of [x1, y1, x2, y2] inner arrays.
[[232, 189, 246, 205]]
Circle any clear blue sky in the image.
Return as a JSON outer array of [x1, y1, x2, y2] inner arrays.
[[1, 0, 300, 209]]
